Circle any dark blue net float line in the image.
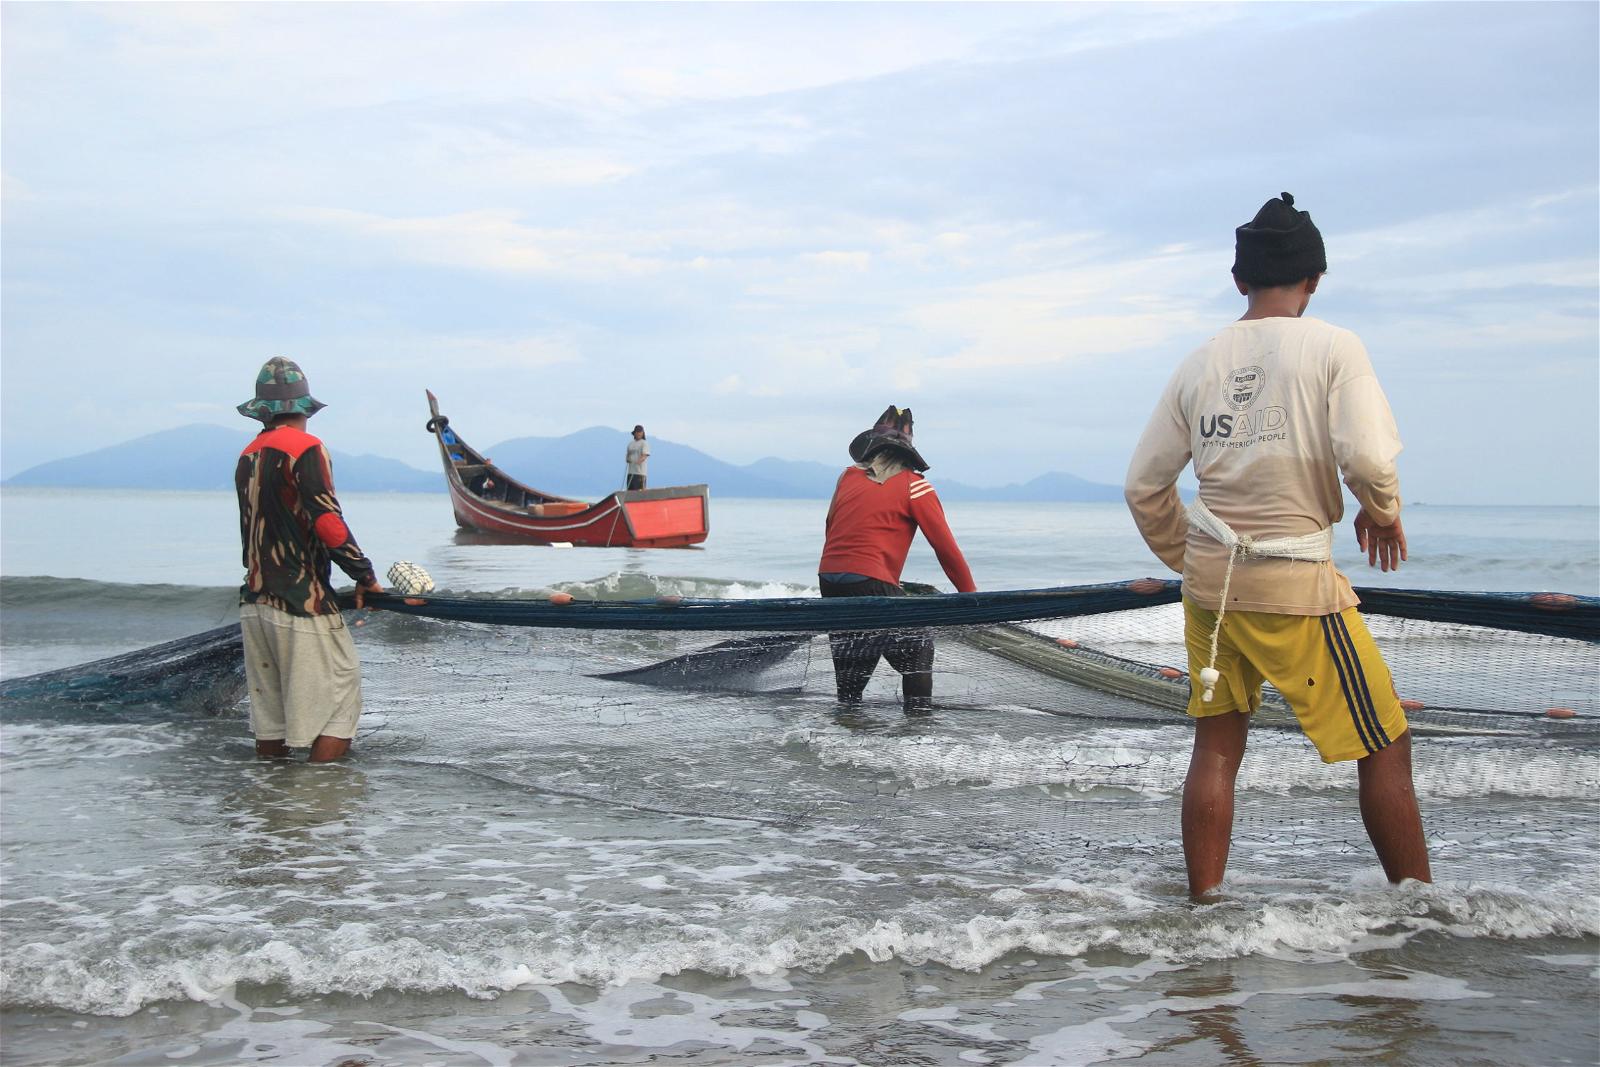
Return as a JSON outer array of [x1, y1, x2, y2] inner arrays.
[[2, 581, 1594, 711], [1353, 588, 1600, 644], [347, 579, 1600, 642], [347, 579, 1184, 632]]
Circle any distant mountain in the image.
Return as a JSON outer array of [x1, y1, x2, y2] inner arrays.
[[716, 456, 1128, 502], [743, 456, 844, 498], [2, 424, 439, 493], [482, 430, 1127, 501], [481, 427, 802, 498], [3, 423, 1128, 502]]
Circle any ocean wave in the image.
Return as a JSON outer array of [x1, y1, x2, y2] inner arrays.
[[554, 571, 815, 602], [0, 722, 189, 768], [0, 572, 812, 679], [0, 571, 811, 616], [0, 577, 242, 679], [791, 725, 1600, 801], [3, 878, 1593, 1017], [0, 575, 241, 678], [0, 575, 239, 615], [388, 570, 812, 603]]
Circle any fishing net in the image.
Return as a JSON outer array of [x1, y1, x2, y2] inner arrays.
[[4, 579, 1597, 882]]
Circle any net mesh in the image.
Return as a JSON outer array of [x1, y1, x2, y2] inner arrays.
[[4, 580, 1596, 882]]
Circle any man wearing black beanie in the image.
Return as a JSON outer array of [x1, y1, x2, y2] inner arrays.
[[1124, 192, 1431, 898]]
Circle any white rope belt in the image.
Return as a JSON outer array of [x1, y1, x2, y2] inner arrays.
[[1187, 498, 1333, 703]]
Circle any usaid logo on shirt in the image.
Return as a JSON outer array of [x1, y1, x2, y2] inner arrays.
[[1200, 365, 1289, 445], [1225, 365, 1266, 411]]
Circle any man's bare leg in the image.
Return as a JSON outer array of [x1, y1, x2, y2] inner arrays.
[[1356, 731, 1432, 884], [1182, 711, 1250, 898], [307, 735, 351, 763], [255, 739, 289, 760]]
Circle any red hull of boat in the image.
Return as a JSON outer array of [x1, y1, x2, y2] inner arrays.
[[445, 482, 709, 547]]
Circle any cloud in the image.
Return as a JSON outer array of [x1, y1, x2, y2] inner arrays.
[[0, 170, 33, 202], [415, 334, 583, 372], [283, 206, 670, 278], [1338, 189, 1600, 266], [2, 3, 1595, 504], [800, 250, 872, 272], [910, 247, 1221, 370], [405, 125, 637, 188]]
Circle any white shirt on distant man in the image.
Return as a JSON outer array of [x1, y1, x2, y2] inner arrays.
[[625, 426, 650, 490]]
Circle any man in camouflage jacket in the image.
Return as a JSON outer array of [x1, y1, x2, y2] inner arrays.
[[236, 357, 382, 762]]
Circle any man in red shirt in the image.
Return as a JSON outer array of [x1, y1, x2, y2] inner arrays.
[[818, 406, 976, 714]]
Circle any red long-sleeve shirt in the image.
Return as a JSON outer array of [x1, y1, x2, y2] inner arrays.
[[818, 467, 976, 593]]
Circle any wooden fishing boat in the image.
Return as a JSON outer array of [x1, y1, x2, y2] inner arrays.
[[424, 391, 710, 547]]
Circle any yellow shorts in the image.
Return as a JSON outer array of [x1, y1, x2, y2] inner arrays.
[[1182, 597, 1408, 764]]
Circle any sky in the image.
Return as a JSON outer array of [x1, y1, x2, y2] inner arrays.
[[2, 2, 1596, 504]]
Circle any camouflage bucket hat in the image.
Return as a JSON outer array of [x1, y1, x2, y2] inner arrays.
[[238, 357, 327, 423]]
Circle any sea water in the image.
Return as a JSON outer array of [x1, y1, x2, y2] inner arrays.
[[1, 488, 1597, 1066]]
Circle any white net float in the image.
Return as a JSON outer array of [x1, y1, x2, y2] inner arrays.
[[386, 561, 436, 596]]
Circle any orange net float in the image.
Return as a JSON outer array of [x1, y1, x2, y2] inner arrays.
[[1157, 667, 1184, 680], [1399, 698, 1425, 711], [1546, 707, 1578, 719], [548, 592, 575, 605], [1056, 638, 1080, 649]]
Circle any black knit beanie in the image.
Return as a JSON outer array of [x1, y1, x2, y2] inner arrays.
[[1231, 192, 1327, 287]]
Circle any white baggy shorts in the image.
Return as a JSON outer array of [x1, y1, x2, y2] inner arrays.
[[239, 602, 363, 747]]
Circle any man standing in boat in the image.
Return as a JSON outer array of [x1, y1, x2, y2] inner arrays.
[[819, 406, 976, 715], [1124, 192, 1431, 897], [236, 357, 383, 763], [625, 424, 650, 491]]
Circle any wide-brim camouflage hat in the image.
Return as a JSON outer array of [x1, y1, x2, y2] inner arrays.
[[238, 357, 327, 422], [848, 404, 929, 472]]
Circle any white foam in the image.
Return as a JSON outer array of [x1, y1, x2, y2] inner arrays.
[[748, 971, 796, 992], [6, 859, 1598, 1018], [0, 722, 186, 767], [790, 722, 1600, 801], [560, 571, 813, 602], [900, 1003, 1005, 1042], [1019, 968, 1490, 1065], [535, 981, 849, 1062], [1022, 1014, 1150, 1065], [735, 893, 794, 913], [1412, 744, 1600, 799], [369, 1021, 516, 1066], [796, 726, 1187, 793]]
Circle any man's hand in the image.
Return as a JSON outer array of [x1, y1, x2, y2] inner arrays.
[[1353, 510, 1407, 572], [354, 575, 385, 609]]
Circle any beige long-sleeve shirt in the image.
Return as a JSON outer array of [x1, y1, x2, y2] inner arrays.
[[1124, 316, 1402, 615]]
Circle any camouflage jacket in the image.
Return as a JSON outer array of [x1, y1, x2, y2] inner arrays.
[[236, 426, 376, 617]]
